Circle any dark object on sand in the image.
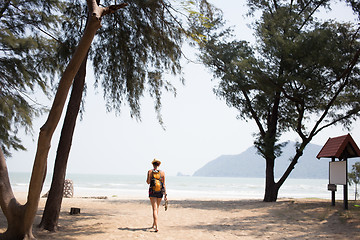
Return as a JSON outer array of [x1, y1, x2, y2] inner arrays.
[[164, 199, 168, 211], [70, 207, 80, 215]]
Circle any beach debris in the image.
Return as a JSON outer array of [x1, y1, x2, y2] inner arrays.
[[41, 179, 74, 198], [63, 179, 74, 198], [80, 196, 108, 199], [70, 207, 80, 215]]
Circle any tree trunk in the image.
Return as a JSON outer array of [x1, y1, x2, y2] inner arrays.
[[0, 1, 125, 238], [262, 91, 281, 202], [0, 147, 34, 239], [263, 156, 279, 202], [38, 54, 87, 231]]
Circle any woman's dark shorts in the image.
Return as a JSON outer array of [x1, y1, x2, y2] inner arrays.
[[149, 188, 163, 198]]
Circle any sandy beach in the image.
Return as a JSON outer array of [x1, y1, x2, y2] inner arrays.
[[1, 194, 360, 239]]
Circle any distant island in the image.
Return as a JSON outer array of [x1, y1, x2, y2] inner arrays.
[[193, 141, 330, 179], [176, 172, 190, 177]]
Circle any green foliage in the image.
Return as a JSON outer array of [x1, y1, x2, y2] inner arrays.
[[59, 0, 216, 125], [0, 0, 216, 155], [349, 162, 360, 200], [194, 0, 360, 158], [346, 0, 360, 16], [0, 0, 65, 156], [93, 0, 184, 123], [193, 1, 360, 200], [182, 0, 217, 43], [349, 162, 360, 186]]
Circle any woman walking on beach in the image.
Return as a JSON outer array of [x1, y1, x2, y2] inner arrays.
[[147, 158, 167, 232]]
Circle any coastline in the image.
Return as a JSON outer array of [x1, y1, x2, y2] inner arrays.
[[1, 193, 359, 239], [9, 173, 351, 200]]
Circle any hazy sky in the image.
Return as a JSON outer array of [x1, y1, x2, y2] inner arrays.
[[7, 0, 360, 177]]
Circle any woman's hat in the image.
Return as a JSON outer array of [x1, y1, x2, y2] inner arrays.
[[152, 158, 161, 165]]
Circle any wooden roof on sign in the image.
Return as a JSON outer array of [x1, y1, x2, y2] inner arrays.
[[316, 134, 360, 159]]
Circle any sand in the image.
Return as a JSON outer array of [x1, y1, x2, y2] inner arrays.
[[1, 194, 360, 239]]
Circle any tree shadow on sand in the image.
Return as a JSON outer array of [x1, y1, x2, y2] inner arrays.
[[174, 200, 360, 240], [0, 205, 109, 240], [118, 227, 153, 232], [168, 199, 276, 211]]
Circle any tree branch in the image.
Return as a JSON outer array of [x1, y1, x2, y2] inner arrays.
[[314, 106, 360, 135], [277, 140, 309, 188], [273, 0, 279, 10], [242, 89, 266, 137], [0, 146, 16, 219], [36, 26, 62, 43], [102, 3, 128, 16], [295, 102, 306, 140], [162, 2, 188, 37], [309, 47, 360, 138], [276, 47, 360, 189], [0, 0, 11, 19], [297, 0, 328, 34]]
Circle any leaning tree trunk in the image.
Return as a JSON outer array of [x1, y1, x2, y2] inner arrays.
[[38, 54, 87, 231], [0, 2, 126, 239]]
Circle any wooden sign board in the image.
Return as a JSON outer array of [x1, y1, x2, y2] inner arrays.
[[329, 161, 347, 185]]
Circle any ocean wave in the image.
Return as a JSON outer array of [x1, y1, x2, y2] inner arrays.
[[7, 173, 356, 200]]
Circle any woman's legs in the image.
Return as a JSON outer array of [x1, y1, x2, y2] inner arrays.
[[150, 197, 162, 231]]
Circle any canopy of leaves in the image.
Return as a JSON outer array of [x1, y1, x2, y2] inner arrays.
[[1, 0, 216, 155], [0, 0, 64, 156], [192, 0, 360, 157], [59, 0, 215, 125], [93, 0, 184, 122]]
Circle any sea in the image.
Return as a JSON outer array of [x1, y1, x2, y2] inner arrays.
[[8, 172, 358, 200]]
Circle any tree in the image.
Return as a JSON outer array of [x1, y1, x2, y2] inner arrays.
[[38, 53, 88, 232], [1, 0, 217, 235], [39, 0, 217, 232], [192, 0, 360, 201], [0, 0, 65, 157], [349, 162, 360, 200], [0, 1, 127, 239]]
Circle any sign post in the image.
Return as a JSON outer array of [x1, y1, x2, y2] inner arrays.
[[331, 157, 336, 206], [329, 159, 348, 209], [317, 134, 360, 210], [344, 158, 348, 210]]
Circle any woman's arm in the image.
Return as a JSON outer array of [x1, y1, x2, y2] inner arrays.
[[146, 170, 151, 184], [162, 171, 167, 199]]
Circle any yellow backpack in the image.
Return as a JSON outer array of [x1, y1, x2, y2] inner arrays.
[[151, 170, 163, 192]]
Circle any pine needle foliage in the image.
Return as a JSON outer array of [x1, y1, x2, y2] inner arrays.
[[195, 0, 360, 154], [1, 0, 216, 154], [191, 0, 360, 201], [0, 0, 64, 156], [93, 0, 184, 123], [58, 0, 216, 125]]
